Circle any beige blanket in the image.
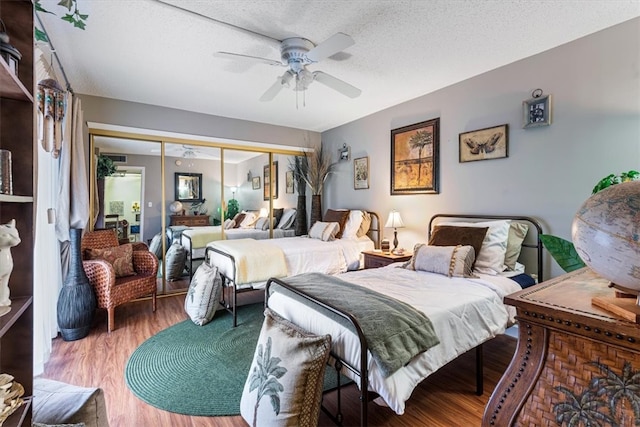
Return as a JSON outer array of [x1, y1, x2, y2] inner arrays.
[[209, 238, 287, 284], [183, 226, 223, 248]]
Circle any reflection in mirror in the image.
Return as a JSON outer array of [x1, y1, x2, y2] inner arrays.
[[175, 172, 202, 202], [164, 143, 222, 294]]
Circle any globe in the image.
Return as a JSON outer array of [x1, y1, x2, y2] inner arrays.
[[572, 180, 640, 293], [169, 200, 183, 214]]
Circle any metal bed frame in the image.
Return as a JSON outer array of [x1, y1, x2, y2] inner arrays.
[[205, 210, 381, 327], [265, 213, 544, 426]]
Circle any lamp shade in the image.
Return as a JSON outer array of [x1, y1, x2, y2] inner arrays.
[[385, 210, 405, 228]]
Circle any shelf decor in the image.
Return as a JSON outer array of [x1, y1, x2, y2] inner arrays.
[[0, 219, 20, 318], [0, 149, 11, 195], [0, 19, 21, 75], [57, 228, 96, 341]]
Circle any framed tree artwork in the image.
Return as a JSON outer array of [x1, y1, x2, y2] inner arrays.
[[263, 161, 278, 200], [390, 118, 440, 195]]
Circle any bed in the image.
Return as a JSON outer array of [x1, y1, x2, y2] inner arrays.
[[205, 210, 381, 326], [264, 214, 543, 426], [181, 208, 298, 277]]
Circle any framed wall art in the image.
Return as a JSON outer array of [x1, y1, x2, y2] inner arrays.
[[354, 156, 369, 190], [459, 124, 509, 163], [523, 89, 551, 128], [252, 176, 261, 190], [263, 161, 278, 200], [390, 118, 439, 195], [285, 170, 294, 194]]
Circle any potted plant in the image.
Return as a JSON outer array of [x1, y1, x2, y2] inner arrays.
[[289, 155, 309, 235], [95, 155, 117, 228], [541, 170, 639, 272], [299, 142, 336, 227]]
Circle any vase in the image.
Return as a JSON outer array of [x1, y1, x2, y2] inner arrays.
[[310, 194, 322, 228], [295, 194, 307, 236], [57, 228, 97, 341]]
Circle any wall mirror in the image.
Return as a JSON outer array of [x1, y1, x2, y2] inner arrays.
[[175, 172, 203, 202]]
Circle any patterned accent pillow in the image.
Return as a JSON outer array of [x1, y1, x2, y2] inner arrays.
[[406, 244, 477, 278], [165, 241, 186, 281], [85, 243, 136, 278], [323, 209, 350, 239], [184, 262, 222, 326], [232, 213, 246, 229], [240, 308, 331, 427], [308, 221, 340, 241]]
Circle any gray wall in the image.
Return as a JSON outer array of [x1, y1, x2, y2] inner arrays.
[[79, 94, 320, 149], [321, 18, 640, 280]]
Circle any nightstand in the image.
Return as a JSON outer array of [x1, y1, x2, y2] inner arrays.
[[362, 250, 412, 269]]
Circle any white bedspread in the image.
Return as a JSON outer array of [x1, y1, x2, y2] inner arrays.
[[208, 239, 287, 284], [182, 227, 296, 259], [267, 265, 522, 415], [206, 235, 374, 287]]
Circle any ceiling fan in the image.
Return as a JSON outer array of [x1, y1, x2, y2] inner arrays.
[[151, 144, 218, 160], [216, 32, 362, 102]]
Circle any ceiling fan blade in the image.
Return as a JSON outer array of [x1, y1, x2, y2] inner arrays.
[[260, 76, 286, 102], [312, 71, 361, 98], [215, 51, 283, 67], [306, 32, 355, 62]]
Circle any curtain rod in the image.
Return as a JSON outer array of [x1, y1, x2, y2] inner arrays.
[[34, 11, 74, 94]]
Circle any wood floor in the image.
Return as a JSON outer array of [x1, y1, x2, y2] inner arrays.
[[41, 292, 517, 427]]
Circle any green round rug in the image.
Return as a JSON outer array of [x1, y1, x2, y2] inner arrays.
[[125, 303, 345, 416], [125, 303, 264, 416]]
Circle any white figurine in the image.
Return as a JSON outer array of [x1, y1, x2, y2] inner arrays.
[[0, 219, 20, 316]]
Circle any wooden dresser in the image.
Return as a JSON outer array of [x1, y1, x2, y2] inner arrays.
[[169, 215, 210, 227], [484, 268, 640, 426]]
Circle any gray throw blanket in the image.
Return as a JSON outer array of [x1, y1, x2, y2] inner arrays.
[[269, 272, 440, 378]]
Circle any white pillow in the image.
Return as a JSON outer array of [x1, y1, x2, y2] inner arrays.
[[438, 220, 511, 275], [342, 210, 364, 239], [277, 208, 297, 229], [223, 219, 235, 229], [308, 221, 339, 241], [239, 212, 258, 228]]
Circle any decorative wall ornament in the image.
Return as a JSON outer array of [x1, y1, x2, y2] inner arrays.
[[338, 143, 351, 161], [37, 78, 66, 158], [523, 88, 552, 128]]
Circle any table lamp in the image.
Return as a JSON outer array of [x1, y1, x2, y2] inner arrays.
[[385, 210, 405, 251]]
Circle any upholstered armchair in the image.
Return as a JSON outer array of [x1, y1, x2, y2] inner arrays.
[[81, 229, 158, 332]]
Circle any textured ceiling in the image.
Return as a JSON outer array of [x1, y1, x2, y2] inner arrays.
[[37, 0, 640, 132]]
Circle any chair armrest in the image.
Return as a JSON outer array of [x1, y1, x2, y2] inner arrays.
[[132, 251, 159, 276], [82, 259, 116, 289], [130, 242, 149, 251]]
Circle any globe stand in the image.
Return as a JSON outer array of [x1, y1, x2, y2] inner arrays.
[[592, 284, 640, 324]]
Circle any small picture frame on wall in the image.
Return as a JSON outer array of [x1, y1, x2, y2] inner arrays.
[[285, 171, 294, 194], [354, 156, 369, 190], [459, 124, 509, 163], [523, 89, 551, 128], [263, 161, 278, 200], [252, 176, 261, 190]]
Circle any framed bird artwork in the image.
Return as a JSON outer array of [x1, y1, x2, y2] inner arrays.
[[458, 124, 508, 163]]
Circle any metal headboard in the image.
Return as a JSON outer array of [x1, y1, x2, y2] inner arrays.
[[428, 213, 544, 282]]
